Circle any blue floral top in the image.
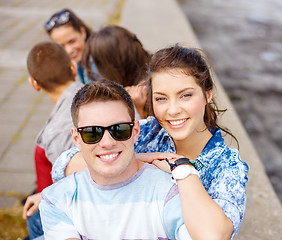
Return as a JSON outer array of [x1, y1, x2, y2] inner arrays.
[[52, 116, 249, 239]]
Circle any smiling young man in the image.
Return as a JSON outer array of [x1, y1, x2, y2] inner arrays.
[[39, 80, 191, 240]]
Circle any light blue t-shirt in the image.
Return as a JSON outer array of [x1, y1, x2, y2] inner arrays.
[[40, 164, 190, 240]]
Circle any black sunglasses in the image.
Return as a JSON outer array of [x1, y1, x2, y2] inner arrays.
[[44, 10, 70, 32], [77, 122, 135, 144]]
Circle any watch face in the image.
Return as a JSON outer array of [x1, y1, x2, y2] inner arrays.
[[173, 165, 191, 179]]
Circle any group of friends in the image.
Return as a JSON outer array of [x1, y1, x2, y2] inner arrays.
[[21, 8, 249, 240]]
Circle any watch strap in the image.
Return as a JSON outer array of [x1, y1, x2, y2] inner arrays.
[[165, 157, 198, 171]]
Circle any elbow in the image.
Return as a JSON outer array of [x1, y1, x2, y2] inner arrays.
[[190, 222, 233, 240], [206, 230, 232, 240], [206, 222, 233, 240], [193, 231, 232, 240]]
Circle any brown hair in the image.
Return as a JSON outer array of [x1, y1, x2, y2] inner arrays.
[[27, 41, 74, 92], [71, 80, 135, 127], [45, 8, 92, 40], [148, 44, 238, 144], [82, 25, 151, 87]]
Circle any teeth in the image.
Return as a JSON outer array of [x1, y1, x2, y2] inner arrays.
[[169, 119, 186, 126], [99, 153, 118, 160], [71, 51, 78, 58]]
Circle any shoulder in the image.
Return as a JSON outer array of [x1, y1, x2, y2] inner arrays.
[[138, 116, 160, 131], [201, 141, 249, 185], [42, 170, 87, 205], [135, 117, 160, 151], [213, 131, 249, 179], [63, 81, 84, 98], [135, 117, 175, 153], [142, 163, 170, 178], [199, 128, 249, 194], [200, 128, 248, 172], [140, 165, 181, 215], [141, 164, 179, 204], [140, 164, 174, 190], [210, 146, 249, 188], [200, 137, 249, 196], [47, 82, 82, 131]]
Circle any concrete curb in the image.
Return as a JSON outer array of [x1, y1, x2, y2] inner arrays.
[[120, 0, 282, 239]]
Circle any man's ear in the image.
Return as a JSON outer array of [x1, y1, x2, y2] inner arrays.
[[28, 77, 41, 91], [70, 60, 77, 78], [206, 89, 213, 104], [71, 127, 82, 150], [132, 120, 140, 143]]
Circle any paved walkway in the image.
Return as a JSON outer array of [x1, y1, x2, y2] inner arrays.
[[0, 0, 123, 208]]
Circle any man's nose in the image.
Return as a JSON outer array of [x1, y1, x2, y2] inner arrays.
[[98, 130, 117, 148]]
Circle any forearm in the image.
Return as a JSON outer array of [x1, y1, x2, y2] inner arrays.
[[65, 152, 87, 177], [177, 176, 233, 240]]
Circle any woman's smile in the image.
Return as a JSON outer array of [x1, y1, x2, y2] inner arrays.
[[167, 118, 189, 129]]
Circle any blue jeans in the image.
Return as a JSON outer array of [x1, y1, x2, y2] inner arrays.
[[27, 209, 44, 239]]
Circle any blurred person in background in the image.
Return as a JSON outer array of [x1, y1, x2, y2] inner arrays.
[[44, 8, 98, 84]]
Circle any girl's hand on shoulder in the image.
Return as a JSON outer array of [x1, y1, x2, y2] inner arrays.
[[136, 152, 182, 163], [152, 160, 171, 173], [136, 152, 183, 173]]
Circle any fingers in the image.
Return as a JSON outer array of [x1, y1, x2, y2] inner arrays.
[[155, 152, 184, 161], [136, 153, 155, 163], [26, 204, 39, 218], [23, 199, 35, 219], [22, 193, 41, 220], [136, 152, 184, 163], [22, 199, 40, 220], [22, 200, 32, 220], [152, 160, 171, 173]]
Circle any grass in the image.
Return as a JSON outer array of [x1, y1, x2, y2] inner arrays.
[[0, 194, 28, 240]]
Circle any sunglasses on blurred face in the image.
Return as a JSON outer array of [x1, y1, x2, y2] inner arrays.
[[44, 10, 70, 32]]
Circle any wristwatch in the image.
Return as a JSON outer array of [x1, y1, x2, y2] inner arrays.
[[171, 165, 199, 184], [165, 157, 198, 172]]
